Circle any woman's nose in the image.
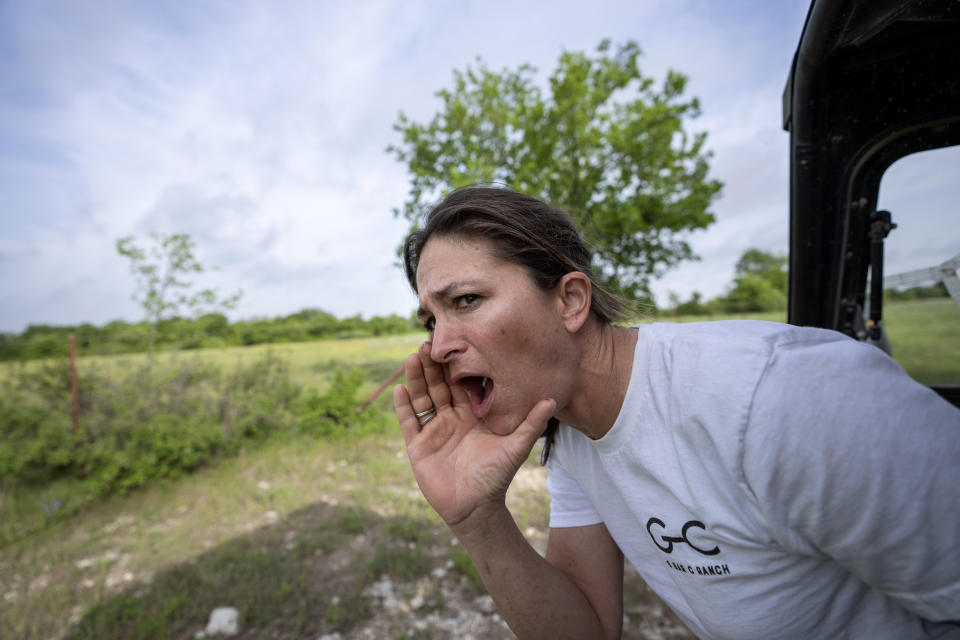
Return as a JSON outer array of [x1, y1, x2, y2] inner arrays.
[[430, 319, 464, 363]]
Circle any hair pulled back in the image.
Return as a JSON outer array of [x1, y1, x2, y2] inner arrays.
[[403, 186, 631, 324]]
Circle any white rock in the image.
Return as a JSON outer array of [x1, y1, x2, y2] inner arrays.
[[362, 578, 399, 609], [205, 607, 239, 636], [316, 634, 341, 640], [473, 594, 496, 613]]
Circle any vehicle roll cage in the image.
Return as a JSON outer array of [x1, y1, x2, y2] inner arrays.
[[783, 0, 960, 405]]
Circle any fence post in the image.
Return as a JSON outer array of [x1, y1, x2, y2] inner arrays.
[[356, 364, 405, 413]]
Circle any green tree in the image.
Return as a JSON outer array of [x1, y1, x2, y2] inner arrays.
[[116, 233, 242, 363], [675, 291, 710, 316], [721, 248, 788, 313], [735, 248, 788, 292], [389, 40, 722, 300]]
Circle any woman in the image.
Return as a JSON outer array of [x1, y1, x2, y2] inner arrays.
[[393, 186, 960, 639]]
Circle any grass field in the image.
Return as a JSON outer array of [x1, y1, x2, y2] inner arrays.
[[1, 298, 957, 638], [882, 298, 960, 385], [5, 297, 954, 388], [0, 332, 426, 393]]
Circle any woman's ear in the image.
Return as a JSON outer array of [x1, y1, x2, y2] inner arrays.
[[556, 272, 592, 333]]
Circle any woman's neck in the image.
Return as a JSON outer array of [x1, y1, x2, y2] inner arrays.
[[557, 323, 638, 440]]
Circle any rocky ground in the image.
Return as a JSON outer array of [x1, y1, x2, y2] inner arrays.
[[4, 449, 695, 640], [197, 466, 696, 640]]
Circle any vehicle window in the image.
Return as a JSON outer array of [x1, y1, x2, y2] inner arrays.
[[875, 145, 960, 386]]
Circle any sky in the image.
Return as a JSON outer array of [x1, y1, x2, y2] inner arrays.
[[1, 0, 957, 333]]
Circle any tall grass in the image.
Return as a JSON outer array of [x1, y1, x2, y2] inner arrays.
[[0, 338, 417, 546], [882, 298, 960, 385], [1, 302, 956, 638]]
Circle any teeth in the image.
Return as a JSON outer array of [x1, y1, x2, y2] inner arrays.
[[482, 377, 489, 391]]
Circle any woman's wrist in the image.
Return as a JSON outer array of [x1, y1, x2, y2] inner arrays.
[[448, 500, 514, 546]]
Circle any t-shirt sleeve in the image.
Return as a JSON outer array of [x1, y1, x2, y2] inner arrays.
[[742, 335, 960, 622], [545, 454, 604, 528]]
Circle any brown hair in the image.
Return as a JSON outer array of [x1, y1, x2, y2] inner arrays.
[[402, 186, 633, 461]]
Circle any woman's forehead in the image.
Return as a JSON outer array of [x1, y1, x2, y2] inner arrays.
[[419, 234, 495, 273], [415, 235, 524, 297]]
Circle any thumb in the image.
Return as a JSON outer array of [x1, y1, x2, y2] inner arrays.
[[512, 398, 557, 449]]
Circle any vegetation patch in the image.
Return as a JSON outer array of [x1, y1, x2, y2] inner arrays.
[[0, 353, 386, 544], [62, 502, 425, 640]]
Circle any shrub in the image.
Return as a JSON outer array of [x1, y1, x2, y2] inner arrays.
[[0, 353, 381, 499], [298, 367, 384, 438]]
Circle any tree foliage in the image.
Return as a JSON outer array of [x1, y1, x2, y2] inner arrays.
[[722, 248, 788, 313], [0, 310, 419, 362], [116, 233, 242, 361], [389, 40, 722, 299]]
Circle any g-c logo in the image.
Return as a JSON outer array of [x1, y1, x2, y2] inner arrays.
[[646, 517, 720, 556]]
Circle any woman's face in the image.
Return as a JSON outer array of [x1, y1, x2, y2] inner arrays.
[[415, 234, 573, 435]]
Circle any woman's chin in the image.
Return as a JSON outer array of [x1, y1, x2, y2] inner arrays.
[[483, 414, 519, 437]]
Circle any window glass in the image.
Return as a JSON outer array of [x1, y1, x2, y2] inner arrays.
[[875, 146, 960, 386]]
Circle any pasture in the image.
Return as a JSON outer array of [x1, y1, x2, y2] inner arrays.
[[1, 299, 957, 638]]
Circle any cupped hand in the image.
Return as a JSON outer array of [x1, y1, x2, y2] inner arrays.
[[394, 342, 556, 529]]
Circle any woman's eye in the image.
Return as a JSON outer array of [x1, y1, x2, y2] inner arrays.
[[454, 294, 479, 309]]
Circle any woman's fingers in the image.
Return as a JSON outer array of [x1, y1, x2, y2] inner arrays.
[[419, 342, 453, 410], [448, 371, 470, 406], [394, 383, 420, 444], [403, 351, 437, 418]]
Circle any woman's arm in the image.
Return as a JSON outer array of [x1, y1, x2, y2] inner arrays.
[[452, 509, 624, 640], [394, 343, 623, 638]]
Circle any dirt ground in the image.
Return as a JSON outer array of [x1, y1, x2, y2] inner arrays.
[[4, 448, 696, 640], [322, 466, 696, 640]]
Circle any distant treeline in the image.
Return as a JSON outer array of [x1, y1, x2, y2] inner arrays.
[[0, 309, 420, 362], [671, 281, 949, 317], [882, 282, 951, 302]]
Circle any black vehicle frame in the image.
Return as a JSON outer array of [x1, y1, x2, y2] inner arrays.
[[783, 0, 960, 406]]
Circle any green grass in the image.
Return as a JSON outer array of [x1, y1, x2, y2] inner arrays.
[[1, 300, 957, 638], [0, 333, 436, 638], [0, 332, 426, 393], [882, 298, 960, 385], [1, 432, 449, 639]]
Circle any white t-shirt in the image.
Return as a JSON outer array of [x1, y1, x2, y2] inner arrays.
[[546, 321, 960, 639]]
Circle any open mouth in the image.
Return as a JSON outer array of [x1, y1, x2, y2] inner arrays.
[[461, 375, 495, 417]]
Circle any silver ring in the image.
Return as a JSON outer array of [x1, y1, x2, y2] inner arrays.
[[415, 407, 435, 418], [418, 412, 436, 427]]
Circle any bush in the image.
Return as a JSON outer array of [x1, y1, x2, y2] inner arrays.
[[0, 353, 382, 498], [720, 274, 787, 313], [298, 367, 384, 439]]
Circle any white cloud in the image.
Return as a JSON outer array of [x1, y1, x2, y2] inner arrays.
[[2, 0, 954, 331]]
